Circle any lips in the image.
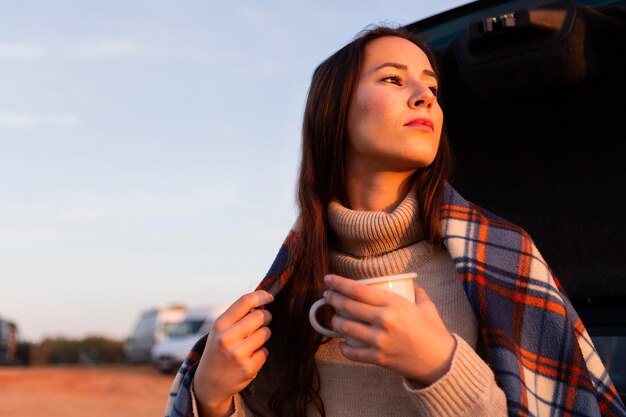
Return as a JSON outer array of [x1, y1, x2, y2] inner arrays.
[[404, 118, 434, 131]]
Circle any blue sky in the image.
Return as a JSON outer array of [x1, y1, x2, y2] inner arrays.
[[0, 0, 467, 341]]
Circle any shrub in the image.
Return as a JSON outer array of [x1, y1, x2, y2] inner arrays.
[[32, 336, 125, 364]]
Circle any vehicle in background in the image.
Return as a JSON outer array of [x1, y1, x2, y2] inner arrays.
[[404, 0, 626, 402], [151, 305, 227, 373], [0, 316, 30, 366], [124, 305, 186, 363]]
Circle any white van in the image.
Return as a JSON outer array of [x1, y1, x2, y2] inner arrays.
[[151, 305, 227, 373], [124, 305, 186, 363]]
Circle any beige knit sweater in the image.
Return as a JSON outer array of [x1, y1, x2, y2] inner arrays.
[[192, 189, 508, 417]]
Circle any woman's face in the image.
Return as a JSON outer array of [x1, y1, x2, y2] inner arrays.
[[347, 36, 443, 176]]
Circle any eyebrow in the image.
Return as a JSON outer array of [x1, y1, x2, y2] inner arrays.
[[373, 62, 438, 81]]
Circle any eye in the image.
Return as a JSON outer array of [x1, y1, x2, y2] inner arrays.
[[429, 86, 439, 96], [381, 74, 403, 85]]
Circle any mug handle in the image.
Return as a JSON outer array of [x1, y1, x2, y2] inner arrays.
[[309, 299, 342, 338]]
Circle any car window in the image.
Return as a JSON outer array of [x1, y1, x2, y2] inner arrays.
[[590, 333, 626, 401], [169, 320, 205, 337]]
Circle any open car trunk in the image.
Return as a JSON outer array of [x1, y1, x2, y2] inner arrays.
[[405, 0, 626, 402]]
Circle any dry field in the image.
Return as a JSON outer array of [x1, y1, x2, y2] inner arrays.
[[0, 365, 175, 417]]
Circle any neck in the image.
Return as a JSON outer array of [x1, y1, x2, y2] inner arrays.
[[345, 170, 415, 212]]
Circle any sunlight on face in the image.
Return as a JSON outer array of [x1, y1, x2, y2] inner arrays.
[[347, 36, 444, 177]]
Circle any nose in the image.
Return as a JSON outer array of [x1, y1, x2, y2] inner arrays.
[[408, 83, 435, 110]]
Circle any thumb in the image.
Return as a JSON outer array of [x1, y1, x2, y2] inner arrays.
[[413, 283, 431, 304]]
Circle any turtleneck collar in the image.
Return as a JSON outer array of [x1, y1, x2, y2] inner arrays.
[[327, 185, 424, 258]]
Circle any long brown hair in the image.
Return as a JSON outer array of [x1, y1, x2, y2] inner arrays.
[[265, 26, 453, 417]]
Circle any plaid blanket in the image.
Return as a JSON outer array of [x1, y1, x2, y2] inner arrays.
[[165, 184, 625, 417]]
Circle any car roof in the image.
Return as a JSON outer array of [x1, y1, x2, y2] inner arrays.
[[183, 305, 228, 320], [406, 0, 626, 49]]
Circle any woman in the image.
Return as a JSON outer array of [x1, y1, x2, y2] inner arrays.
[[165, 27, 625, 417]]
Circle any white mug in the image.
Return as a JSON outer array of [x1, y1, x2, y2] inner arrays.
[[308, 272, 417, 347]]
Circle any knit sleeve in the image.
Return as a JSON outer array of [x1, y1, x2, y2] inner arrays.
[[402, 333, 507, 417], [230, 394, 255, 417], [190, 382, 254, 417]]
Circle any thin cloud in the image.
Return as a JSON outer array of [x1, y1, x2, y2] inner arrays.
[[63, 39, 204, 61], [70, 39, 150, 59], [41, 114, 80, 127], [0, 111, 79, 129], [0, 39, 204, 62], [0, 42, 46, 60], [0, 112, 37, 128], [1, 189, 240, 226]]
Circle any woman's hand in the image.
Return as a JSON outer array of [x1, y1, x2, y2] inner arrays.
[[193, 290, 274, 417], [323, 274, 455, 385]]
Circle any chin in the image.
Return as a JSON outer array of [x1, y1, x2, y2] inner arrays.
[[392, 158, 436, 173], [404, 142, 439, 164], [405, 152, 438, 170]]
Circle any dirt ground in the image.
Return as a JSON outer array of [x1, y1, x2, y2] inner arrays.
[[0, 365, 175, 417]]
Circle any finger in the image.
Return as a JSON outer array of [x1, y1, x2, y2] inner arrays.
[[331, 315, 376, 345], [233, 347, 269, 386], [323, 274, 391, 306], [233, 346, 269, 384], [324, 289, 379, 323], [248, 347, 270, 375], [220, 308, 271, 343], [215, 291, 274, 330], [235, 326, 272, 355], [413, 283, 431, 304], [337, 342, 378, 364]]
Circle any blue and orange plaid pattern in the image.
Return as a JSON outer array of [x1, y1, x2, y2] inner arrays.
[[165, 184, 625, 417]]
